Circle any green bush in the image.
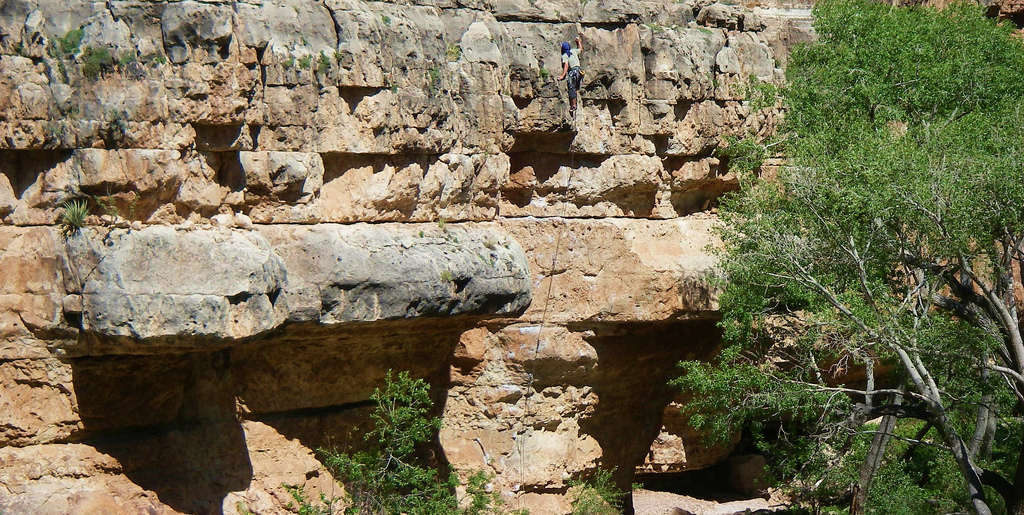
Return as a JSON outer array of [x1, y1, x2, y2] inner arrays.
[[118, 52, 137, 67], [319, 371, 527, 514], [446, 44, 462, 62], [59, 199, 90, 239], [283, 484, 336, 515], [56, 28, 84, 57], [81, 46, 114, 80], [568, 468, 625, 515], [319, 371, 457, 514], [428, 67, 442, 94]]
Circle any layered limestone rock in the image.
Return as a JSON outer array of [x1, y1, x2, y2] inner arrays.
[[0, 0, 815, 513]]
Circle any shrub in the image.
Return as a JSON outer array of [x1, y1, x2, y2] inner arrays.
[[319, 371, 524, 515], [56, 28, 84, 57], [568, 468, 625, 515], [282, 484, 335, 515], [644, 22, 664, 33], [81, 46, 114, 80], [103, 110, 130, 146], [59, 199, 90, 239], [118, 52, 137, 67], [298, 55, 312, 69], [319, 371, 458, 515], [428, 67, 442, 94]]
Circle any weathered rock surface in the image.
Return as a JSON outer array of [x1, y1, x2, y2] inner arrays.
[[640, 400, 740, 475], [0, 0, 791, 226], [0, 0, 819, 512], [2, 222, 530, 355], [69, 226, 289, 343]]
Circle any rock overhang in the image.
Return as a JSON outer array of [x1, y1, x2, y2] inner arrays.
[[62, 223, 532, 353]]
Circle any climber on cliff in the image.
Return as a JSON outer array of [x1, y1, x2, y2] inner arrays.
[[557, 36, 584, 117]]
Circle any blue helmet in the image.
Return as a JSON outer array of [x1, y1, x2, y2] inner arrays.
[[561, 42, 571, 54]]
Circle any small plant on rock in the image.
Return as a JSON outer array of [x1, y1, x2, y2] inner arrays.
[[427, 66, 442, 94], [282, 484, 335, 515], [59, 199, 90, 239], [298, 55, 312, 69], [644, 22, 664, 33], [463, 470, 527, 515], [55, 28, 84, 57], [81, 46, 114, 80], [318, 52, 331, 73], [446, 43, 462, 62], [103, 110, 130, 145], [118, 51, 137, 67]]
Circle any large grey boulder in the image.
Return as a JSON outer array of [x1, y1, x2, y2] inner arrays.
[[259, 223, 532, 324], [61, 223, 532, 350], [67, 226, 287, 342]]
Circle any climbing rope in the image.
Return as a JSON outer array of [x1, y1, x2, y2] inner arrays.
[[514, 144, 577, 509]]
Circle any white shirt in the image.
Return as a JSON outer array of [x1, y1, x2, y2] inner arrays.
[[561, 49, 580, 69]]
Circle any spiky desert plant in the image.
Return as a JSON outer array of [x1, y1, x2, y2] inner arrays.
[[59, 199, 89, 239]]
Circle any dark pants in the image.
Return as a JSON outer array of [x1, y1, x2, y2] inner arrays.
[[567, 67, 582, 101]]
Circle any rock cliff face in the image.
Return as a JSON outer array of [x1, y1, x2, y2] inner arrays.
[[0, 0, 814, 513]]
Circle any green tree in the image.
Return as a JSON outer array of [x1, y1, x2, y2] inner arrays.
[[319, 371, 522, 515], [676, 1, 1024, 514], [320, 370, 458, 514]]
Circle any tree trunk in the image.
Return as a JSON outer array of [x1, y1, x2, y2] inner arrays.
[[1009, 428, 1024, 515], [850, 413, 897, 515], [968, 364, 994, 459], [932, 410, 993, 515]]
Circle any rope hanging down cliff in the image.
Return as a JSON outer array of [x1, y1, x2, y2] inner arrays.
[[514, 148, 577, 509]]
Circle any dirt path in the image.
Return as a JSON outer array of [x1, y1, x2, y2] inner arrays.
[[632, 489, 786, 515]]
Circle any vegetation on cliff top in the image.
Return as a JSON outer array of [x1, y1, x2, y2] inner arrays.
[[677, 0, 1024, 513]]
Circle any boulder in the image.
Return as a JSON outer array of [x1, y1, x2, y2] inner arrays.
[[66, 226, 288, 343]]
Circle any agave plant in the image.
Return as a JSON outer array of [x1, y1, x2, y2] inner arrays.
[[59, 199, 89, 239]]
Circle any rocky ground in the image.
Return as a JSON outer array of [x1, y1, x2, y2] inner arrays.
[[633, 489, 783, 515]]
